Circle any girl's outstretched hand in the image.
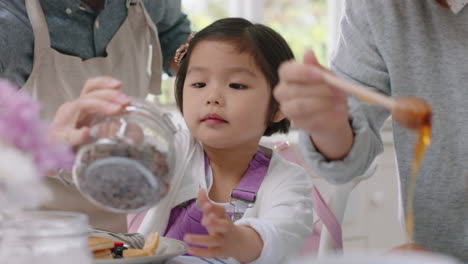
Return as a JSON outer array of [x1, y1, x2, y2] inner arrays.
[[183, 189, 263, 262]]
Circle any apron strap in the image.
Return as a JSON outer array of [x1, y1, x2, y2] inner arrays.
[[26, 0, 53, 54], [231, 149, 271, 203], [204, 148, 271, 204], [134, 0, 163, 95]]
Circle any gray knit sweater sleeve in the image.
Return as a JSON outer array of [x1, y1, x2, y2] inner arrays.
[[298, 0, 468, 260], [298, 0, 389, 184]]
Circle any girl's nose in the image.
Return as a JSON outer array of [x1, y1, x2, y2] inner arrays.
[[205, 87, 223, 106], [205, 98, 221, 105]]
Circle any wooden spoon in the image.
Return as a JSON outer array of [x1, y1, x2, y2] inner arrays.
[[320, 71, 431, 131]]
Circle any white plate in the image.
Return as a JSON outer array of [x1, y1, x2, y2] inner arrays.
[[94, 237, 187, 264]]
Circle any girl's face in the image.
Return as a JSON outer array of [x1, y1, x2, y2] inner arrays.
[[182, 40, 282, 150]]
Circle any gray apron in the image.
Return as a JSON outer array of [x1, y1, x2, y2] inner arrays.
[[22, 0, 163, 232]]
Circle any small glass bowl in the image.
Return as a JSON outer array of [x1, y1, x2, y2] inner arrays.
[[72, 98, 177, 213]]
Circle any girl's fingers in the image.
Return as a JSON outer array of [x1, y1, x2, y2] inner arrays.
[[197, 189, 227, 218], [187, 246, 225, 259], [184, 234, 224, 248], [81, 76, 122, 95], [202, 203, 228, 222], [197, 189, 210, 206], [201, 214, 230, 233]]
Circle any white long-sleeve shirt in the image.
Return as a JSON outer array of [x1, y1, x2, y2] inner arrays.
[[139, 130, 314, 263]]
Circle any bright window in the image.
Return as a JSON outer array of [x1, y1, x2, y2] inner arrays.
[[263, 0, 328, 65], [157, 0, 331, 106], [156, 0, 229, 105]]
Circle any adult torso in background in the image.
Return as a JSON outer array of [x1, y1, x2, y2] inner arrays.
[[332, 0, 468, 260], [0, 0, 190, 233], [0, 0, 189, 87]]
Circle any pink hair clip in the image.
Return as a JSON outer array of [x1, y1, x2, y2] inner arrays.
[[174, 32, 196, 65]]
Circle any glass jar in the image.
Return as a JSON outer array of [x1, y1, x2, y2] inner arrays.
[[0, 211, 92, 264], [72, 98, 177, 213]]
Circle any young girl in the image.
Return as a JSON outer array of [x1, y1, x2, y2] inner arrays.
[[133, 18, 314, 263]]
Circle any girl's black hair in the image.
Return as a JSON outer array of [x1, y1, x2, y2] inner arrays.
[[175, 17, 294, 136]]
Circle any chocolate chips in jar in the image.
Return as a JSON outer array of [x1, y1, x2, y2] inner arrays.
[[72, 99, 177, 213], [73, 98, 177, 213], [75, 140, 170, 212]]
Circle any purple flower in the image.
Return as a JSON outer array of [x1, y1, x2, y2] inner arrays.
[[0, 79, 74, 175]]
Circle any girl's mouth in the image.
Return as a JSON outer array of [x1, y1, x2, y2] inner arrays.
[[201, 113, 228, 125]]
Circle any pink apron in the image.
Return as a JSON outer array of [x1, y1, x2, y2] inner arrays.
[[164, 149, 271, 253]]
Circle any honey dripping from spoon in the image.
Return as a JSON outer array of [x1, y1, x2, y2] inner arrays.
[[403, 104, 432, 243]]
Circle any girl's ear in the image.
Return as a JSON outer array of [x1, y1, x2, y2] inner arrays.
[[272, 109, 285, 123]]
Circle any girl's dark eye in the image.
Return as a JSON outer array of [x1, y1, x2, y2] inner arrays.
[[229, 83, 248, 89], [192, 82, 206, 88]]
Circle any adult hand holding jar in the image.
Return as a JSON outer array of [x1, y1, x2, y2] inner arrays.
[[48, 77, 131, 148]]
